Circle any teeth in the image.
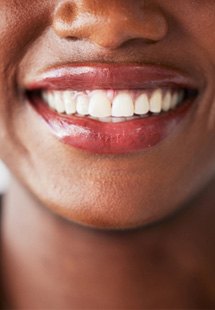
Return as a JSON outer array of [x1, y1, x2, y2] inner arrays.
[[178, 90, 184, 103], [63, 91, 76, 115], [162, 92, 172, 112], [76, 95, 89, 115], [98, 117, 112, 123], [44, 92, 56, 109], [112, 117, 126, 123], [171, 92, 179, 109], [43, 88, 186, 121], [112, 92, 134, 117], [89, 91, 111, 117], [149, 89, 162, 113], [54, 92, 65, 113], [42, 91, 49, 104], [134, 94, 150, 115]]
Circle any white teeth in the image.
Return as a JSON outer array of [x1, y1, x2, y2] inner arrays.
[[112, 117, 126, 123], [89, 90, 111, 117], [63, 91, 76, 115], [162, 92, 172, 112], [149, 89, 162, 113], [134, 94, 150, 115], [171, 92, 179, 109], [42, 91, 49, 104], [54, 92, 65, 113], [76, 95, 89, 115], [112, 92, 134, 117], [98, 117, 112, 123], [43, 88, 186, 121], [44, 92, 56, 109]]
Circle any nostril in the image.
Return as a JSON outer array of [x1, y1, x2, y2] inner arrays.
[[52, 1, 168, 48], [53, 1, 78, 37]]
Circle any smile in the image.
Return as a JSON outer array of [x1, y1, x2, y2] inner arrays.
[[25, 64, 199, 154], [41, 88, 185, 120]]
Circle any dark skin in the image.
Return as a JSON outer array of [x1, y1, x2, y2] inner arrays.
[[0, 0, 215, 308]]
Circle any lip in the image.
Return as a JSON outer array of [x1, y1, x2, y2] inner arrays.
[[25, 64, 198, 154], [25, 63, 198, 91]]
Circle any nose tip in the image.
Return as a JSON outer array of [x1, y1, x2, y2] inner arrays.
[[52, 1, 168, 49]]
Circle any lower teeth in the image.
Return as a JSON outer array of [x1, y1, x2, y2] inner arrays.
[[93, 115, 147, 123]]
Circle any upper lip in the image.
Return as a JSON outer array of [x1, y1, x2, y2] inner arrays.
[[24, 63, 200, 92]]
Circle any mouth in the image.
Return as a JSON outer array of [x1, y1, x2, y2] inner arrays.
[[25, 64, 199, 154]]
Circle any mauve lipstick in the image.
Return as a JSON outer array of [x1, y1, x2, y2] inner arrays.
[[25, 64, 198, 154]]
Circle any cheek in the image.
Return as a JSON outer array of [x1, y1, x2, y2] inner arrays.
[[175, 4, 215, 65], [0, 1, 50, 164], [0, 1, 47, 63], [0, 1, 50, 120]]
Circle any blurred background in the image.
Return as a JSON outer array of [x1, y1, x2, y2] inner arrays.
[[0, 161, 10, 194]]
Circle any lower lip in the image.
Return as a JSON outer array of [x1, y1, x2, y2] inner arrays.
[[31, 97, 192, 154]]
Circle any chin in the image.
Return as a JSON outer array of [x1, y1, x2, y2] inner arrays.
[[30, 182, 183, 230]]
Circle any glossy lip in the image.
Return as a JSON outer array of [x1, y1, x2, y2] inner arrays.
[[25, 63, 199, 91], [25, 64, 198, 154]]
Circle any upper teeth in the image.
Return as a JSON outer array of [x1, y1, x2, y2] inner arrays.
[[42, 89, 184, 119]]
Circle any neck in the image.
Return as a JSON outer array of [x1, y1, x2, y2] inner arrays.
[[2, 177, 215, 309]]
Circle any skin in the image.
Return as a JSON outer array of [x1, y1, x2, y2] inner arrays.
[[0, 0, 215, 308]]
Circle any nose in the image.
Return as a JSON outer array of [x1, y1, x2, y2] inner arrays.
[[52, 0, 168, 49]]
